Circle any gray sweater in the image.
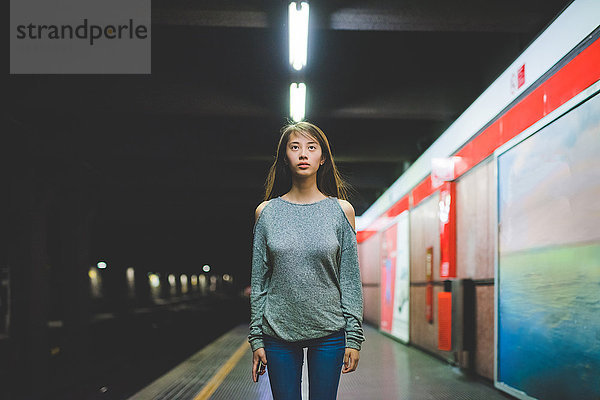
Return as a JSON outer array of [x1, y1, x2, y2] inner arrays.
[[248, 195, 365, 352]]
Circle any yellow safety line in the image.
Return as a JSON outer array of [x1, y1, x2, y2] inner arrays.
[[193, 341, 249, 400]]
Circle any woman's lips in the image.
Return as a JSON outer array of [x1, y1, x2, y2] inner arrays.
[[298, 163, 310, 168]]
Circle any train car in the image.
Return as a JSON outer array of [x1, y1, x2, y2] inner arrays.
[[355, 1, 600, 399]]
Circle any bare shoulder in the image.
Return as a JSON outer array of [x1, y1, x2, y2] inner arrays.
[[336, 199, 356, 231], [255, 200, 271, 223]]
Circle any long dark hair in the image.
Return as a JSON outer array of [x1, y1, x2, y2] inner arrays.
[[262, 121, 354, 201]]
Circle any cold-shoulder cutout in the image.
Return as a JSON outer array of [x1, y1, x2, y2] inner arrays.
[[336, 198, 356, 232], [254, 200, 271, 224]]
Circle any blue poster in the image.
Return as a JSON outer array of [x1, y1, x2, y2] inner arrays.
[[496, 92, 600, 399]]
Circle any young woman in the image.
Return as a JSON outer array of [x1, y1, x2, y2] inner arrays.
[[248, 121, 365, 400]]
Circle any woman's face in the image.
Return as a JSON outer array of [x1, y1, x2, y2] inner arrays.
[[285, 131, 324, 176]]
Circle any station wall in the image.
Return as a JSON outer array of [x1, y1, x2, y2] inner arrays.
[[356, 2, 600, 389]]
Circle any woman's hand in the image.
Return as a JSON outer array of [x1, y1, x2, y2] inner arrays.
[[252, 347, 267, 382], [342, 348, 359, 373]]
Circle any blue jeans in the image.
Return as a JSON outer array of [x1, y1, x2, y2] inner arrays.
[[263, 329, 346, 400]]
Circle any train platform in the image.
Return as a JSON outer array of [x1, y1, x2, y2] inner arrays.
[[127, 323, 511, 400]]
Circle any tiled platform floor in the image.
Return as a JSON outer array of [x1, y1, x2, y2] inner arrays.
[[129, 324, 512, 400]]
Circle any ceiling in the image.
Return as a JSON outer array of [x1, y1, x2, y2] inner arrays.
[[7, 0, 571, 283]]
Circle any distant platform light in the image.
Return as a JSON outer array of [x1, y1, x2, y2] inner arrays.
[[126, 267, 135, 298], [289, 2, 309, 71], [97, 261, 107, 269], [148, 273, 160, 288], [180, 274, 189, 294], [223, 274, 231, 282], [89, 267, 102, 298], [168, 274, 176, 286], [203, 264, 211, 272], [290, 83, 306, 122]]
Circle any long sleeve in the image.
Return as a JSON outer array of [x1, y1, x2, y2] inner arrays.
[[248, 217, 271, 352], [339, 228, 366, 350]]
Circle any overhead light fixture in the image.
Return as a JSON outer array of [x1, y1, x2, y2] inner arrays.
[[289, 2, 309, 71], [290, 82, 306, 122]]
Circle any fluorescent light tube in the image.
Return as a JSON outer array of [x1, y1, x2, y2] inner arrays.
[[289, 2, 309, 71], [290, 83, 306, 122]]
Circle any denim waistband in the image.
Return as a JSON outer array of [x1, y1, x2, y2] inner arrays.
[[263, 328, 345, 345]]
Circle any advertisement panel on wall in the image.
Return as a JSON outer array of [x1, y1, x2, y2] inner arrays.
[[495, 88, 600, 400], [379, 223, 396, 333], [391, 211, 410, 343], [379, 212, 410, 342]]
